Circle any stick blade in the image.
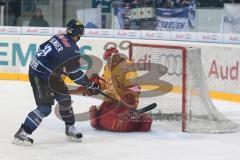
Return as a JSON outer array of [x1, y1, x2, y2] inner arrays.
[[137, 103, 157, 114]]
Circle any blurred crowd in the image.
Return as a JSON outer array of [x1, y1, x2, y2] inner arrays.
[[114, 0, 239, 8], [2, 0, 239, 28], [114, 0, 193, 8], [113, 0, 195, 30], [3, 0, 49, 26], [154, 0, 193, 8]]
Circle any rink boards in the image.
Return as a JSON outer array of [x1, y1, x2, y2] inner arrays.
[[0, 34, 240, 102]]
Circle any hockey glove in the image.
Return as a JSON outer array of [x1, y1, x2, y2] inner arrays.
[[89, 73, 105, 85], [86, 82, 100, 95]]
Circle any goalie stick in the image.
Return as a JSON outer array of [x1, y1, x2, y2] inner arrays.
[[68, 86, 157, 114], [97, 89, 157, 113], [136, 103, 157, 114]]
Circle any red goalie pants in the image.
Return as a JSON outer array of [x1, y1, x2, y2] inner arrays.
[[89, 102, 153, 132]]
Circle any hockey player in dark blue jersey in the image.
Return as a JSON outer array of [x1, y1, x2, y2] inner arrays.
[[12, 19, 100, 145]]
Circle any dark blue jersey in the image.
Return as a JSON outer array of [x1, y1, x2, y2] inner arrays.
[[29, 34, 91, 87]]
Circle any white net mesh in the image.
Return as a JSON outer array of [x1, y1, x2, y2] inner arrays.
[[129, 43, 239, 133]]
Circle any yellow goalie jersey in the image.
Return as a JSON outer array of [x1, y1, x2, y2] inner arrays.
[[100, 59, 139, 104]]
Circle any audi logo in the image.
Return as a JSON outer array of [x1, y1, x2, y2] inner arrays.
[[158, 54, 182, 76], [133, 53, 183, 76]]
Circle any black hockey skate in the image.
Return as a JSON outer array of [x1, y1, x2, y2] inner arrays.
[[12, 126, 33, 146], [65, 125, 83, 142]]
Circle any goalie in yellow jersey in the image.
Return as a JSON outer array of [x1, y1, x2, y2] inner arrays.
[[89, 47, 153, 132]]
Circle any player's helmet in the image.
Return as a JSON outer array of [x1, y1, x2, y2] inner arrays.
[[103, 47, 119, 61], [66, 19, 84, 36]]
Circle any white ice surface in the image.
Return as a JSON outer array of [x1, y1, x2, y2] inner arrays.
[[1, 80, 240, 160]]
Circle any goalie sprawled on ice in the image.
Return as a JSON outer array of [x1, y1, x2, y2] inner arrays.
[[88, 47, 153, 132]]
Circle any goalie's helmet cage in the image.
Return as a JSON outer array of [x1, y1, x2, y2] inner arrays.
[[129, 43, 239, 133], [66, 19, 84, 36], [103, 47, 119, 61]]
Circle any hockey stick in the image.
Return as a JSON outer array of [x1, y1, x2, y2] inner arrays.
[[69, 87, 86, 95], [69, 86, 117, 102], [68, 87, 157, 113], [98, 90, 157, 113], [97, 89, 157, 113], [136, 103, 157, 114]]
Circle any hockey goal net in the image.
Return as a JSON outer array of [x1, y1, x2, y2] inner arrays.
[[129, 43, 239, 133]]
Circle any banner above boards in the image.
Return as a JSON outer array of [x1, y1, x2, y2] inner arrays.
[[223, 4, 240, 34], [0, 26, 239, 44], [155, 2, 196, 32]]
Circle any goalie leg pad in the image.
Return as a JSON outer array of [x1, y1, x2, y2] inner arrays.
[[89, 105, 98, 128], [138, 114, 153, 132], [99, 112, 139, 132], [98, 102, 121, 131], [97, 102, 139, 132]]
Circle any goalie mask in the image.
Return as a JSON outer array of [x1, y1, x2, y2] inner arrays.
[[103, 47, 121, 66]]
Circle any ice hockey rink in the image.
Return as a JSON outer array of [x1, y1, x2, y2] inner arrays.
[[1, 80, 240, 160]]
